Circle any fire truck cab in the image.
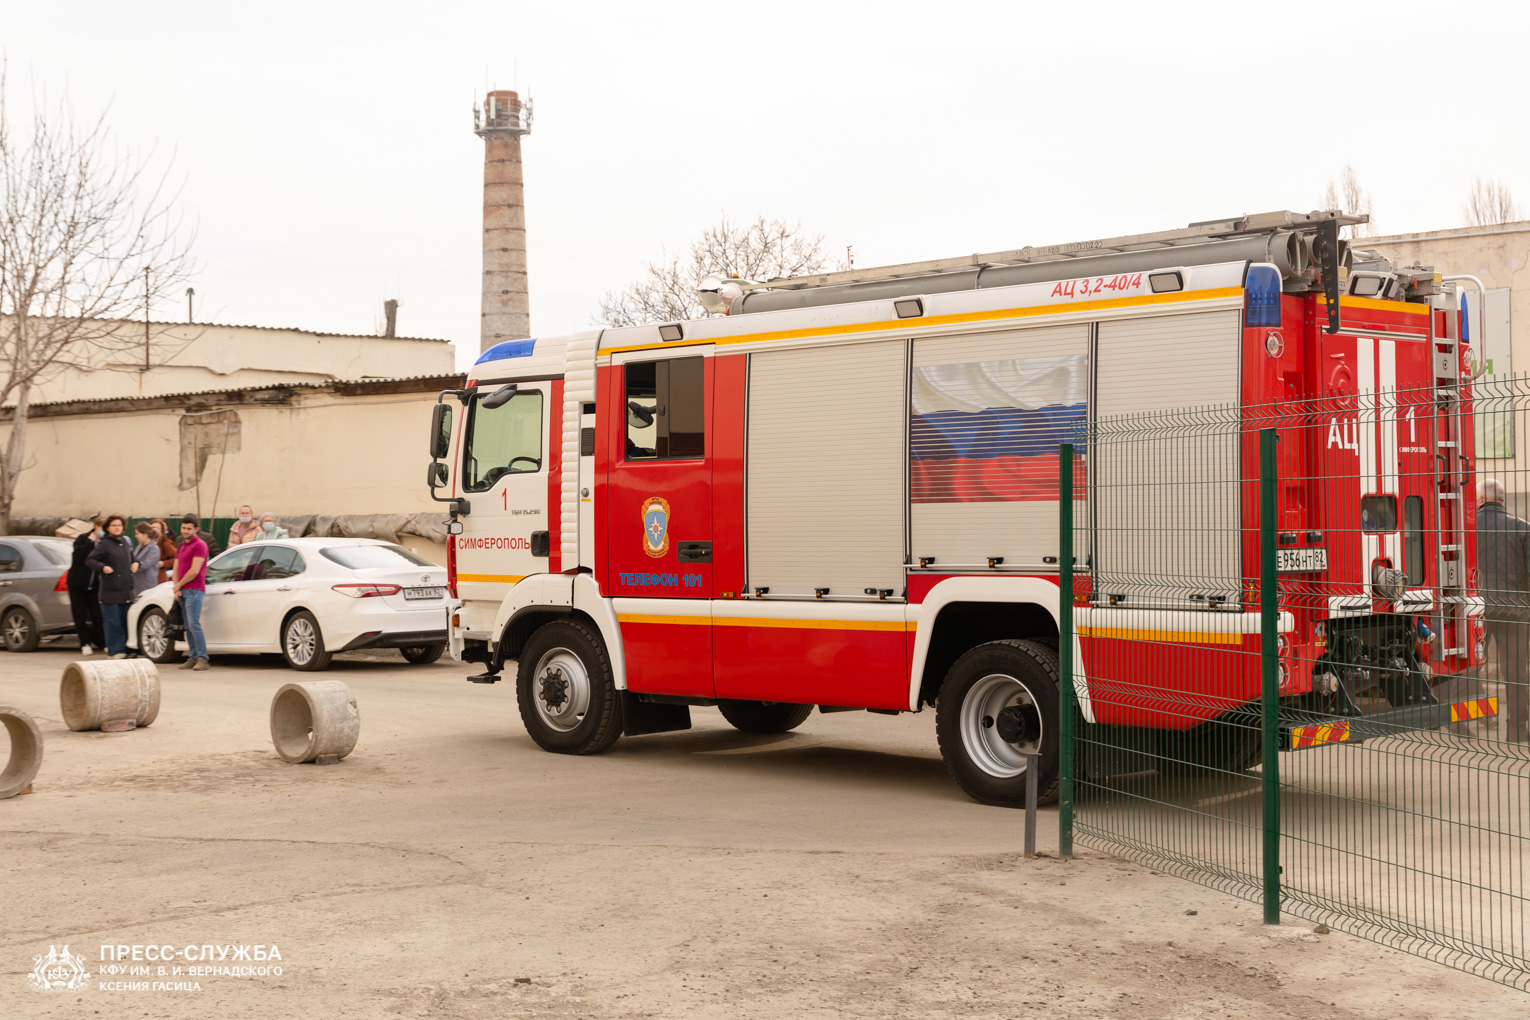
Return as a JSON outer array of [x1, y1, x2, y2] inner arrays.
[[428, 210, 1485, 806]]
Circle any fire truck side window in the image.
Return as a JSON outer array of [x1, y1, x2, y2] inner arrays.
[[1404, 495, 1425, 585], [625, 357, 704, 460], [462, 390, 544, 492], [1360, 495, 1397, 533]]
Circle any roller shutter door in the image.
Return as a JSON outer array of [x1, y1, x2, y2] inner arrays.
[[1092, 310, 1242, 606], [747, 340, 907, 598], [910, 324, 1089, 569]]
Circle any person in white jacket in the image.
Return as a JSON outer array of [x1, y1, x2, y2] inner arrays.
[[256, 513, 290, 540]]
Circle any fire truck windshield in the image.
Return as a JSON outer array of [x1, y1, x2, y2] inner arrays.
[[462, 389, 544, 492]]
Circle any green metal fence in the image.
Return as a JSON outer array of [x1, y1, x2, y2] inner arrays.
[[1058, 381, 1530, 989]]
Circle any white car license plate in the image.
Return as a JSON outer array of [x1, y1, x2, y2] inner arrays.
[[403, 585, 445, 600], [1276, 548, 1328, 573]]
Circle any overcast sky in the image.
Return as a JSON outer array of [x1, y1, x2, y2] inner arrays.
[[8, 2, 1528, 372]]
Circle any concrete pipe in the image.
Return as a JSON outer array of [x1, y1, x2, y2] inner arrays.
[[269, 680, 360, 764], [0, 707, 43, 799], [60, 659, 161, 732]]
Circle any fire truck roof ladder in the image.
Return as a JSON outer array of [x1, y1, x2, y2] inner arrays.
[[728, 210, 1370, 315]]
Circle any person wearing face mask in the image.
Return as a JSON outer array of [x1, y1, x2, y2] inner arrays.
[[86, 514, 138, 658], [227, 504, 261, 547], [257, 512, 289, 539], [66, 516, 107, 655], [151, 519, 177, 584]]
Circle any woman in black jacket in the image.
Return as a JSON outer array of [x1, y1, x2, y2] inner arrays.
[[86, 515, 138, 658], [67, 519, 106, 654]]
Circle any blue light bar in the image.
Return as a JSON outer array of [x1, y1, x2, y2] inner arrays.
[[1244, 265, 1281, 328], [475, 338, 537, 364], [1459, 294, 1470, 343]]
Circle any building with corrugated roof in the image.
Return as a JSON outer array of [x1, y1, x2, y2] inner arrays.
[[25, 318, 455, 403], [1, 319, 462, 561]]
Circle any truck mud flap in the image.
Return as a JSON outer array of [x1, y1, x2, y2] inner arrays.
[[621, 692, 692, 737]]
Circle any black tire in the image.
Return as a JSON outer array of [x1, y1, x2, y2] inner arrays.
[[516, 619, 622, 755], [935, 639, 1061, 807], [717, 700, 814, 734], [137, 607, 183, 664], [400, 643, 446, 665], [1, 607, 39, 653], [281, 610, 333, 671], [1158, 714, 1262, 777]]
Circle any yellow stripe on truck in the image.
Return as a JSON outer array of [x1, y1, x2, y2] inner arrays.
[[598, 287, 1245, 356], [1077, 626, 1243, 645]]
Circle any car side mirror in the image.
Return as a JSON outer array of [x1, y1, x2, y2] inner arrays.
[[429, 402, 453, 459], [426, 462, 448, 489]]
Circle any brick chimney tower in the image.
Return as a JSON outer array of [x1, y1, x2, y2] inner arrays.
[[474, 90, 533, 353]]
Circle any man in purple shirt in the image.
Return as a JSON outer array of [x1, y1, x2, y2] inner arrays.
[[173, 513, 210, 670]]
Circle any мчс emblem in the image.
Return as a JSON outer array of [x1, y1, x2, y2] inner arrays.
[[641, 497, 671, 558], [29, 945, 91, 992]]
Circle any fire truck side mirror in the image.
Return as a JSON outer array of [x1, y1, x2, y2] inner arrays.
[[429, 402, 452, 459], [627, 401, 656, 428], [427, 462, 448, 489], [481, 384, 520, 410]]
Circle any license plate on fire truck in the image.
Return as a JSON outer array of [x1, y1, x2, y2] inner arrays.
[[404, 586, 446, 600], [1276, 548, 1328, 573]]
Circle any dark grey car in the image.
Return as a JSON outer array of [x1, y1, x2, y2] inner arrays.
[[0, 537, 76, 652]]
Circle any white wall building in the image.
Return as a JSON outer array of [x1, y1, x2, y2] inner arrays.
[[3, 319, 461, 562]]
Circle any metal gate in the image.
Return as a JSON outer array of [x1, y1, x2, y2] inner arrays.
[[1058, 384, 1530, 990]]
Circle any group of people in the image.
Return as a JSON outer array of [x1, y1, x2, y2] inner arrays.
[[64, 504, 288, 667], [227, 505, 290, 545]]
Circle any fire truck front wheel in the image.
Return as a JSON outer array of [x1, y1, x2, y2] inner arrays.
[[516, 619, 623, 755], [936, 639, 1060, 807]]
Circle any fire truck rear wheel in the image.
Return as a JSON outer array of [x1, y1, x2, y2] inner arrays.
[[717, 700, 814, 734], [1158, 715, 1262, 776], [935, 639, 1060, 807], [516, 619, 622, 755]]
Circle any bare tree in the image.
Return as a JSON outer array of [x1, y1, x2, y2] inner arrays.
[[0, 72, 195, 534], [598, 214, 833, 327], [1322, 163, 1374, 237], [1464, 177, 1520, 227]]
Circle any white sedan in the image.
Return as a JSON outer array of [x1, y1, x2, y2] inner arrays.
[[127, 538, 448, 670]]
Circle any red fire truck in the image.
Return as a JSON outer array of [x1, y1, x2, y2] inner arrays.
[[427, 210, 1491, 806]]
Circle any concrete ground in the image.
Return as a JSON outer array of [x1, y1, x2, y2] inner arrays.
[[1, 644, 1524, 1019]]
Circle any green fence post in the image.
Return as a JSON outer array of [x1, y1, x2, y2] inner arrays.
[[1259, 427, 1280, 925], [1058, 442, 1075, 860]]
